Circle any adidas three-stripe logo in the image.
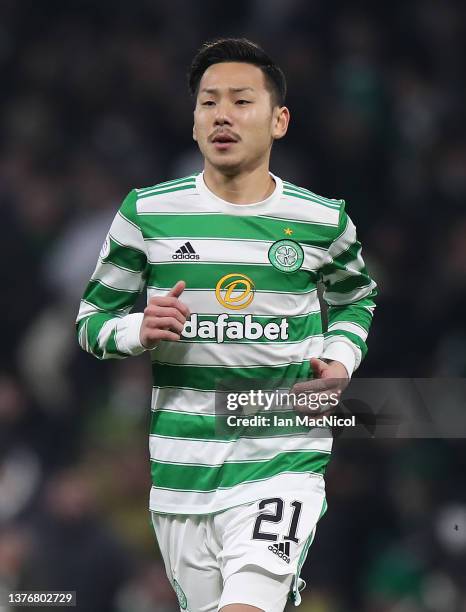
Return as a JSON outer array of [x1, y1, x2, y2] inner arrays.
[[268, 542, 291, 563], [172, 241, 199, 260]]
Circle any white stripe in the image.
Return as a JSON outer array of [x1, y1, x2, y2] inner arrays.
[[151, 387, 218, 414], [76, 299, 115, 323], [322, 335, 362, 368], [136, 176, 197, 195], [329, 216, 357, 258], [91, 260, 144, 292], [149, 471, 326, 514], [325, 280, 377, 305], [150, 386, 334, 415], [152, 334, 324, 367], [146, 287, 319, 317], [283, 185, 341, 209], [137, 180, 196, 199], [277, 196, 340, 226], [327, 321, 368, 341], [149, 434, 332, 465], [137, 190, 339, 227], [323, 247, 365, 285], [78, 318, 89, 352], [97, 319, 118, 356], [136, 192, 206, 214], [110, 212, 146, 251], [145, 238, 327, 272]]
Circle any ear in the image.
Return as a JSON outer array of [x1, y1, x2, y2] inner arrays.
[[272, 106, 290, 141], [192, 123, 197, 142]]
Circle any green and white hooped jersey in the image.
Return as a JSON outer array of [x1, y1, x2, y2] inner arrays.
[[76, 172, 377, 514]]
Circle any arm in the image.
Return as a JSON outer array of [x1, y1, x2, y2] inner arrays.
[[75, 189, 148, 360], [319, 200, 377, 378]]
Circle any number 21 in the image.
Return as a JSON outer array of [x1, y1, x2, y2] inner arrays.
[[252, 497, 302, 543]]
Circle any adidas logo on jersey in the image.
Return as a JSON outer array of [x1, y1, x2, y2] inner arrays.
[[268, 542, 291, 564], [172, 242, 199, 260]]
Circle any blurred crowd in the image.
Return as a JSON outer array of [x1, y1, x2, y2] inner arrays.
[[1, 1, 466, 611]]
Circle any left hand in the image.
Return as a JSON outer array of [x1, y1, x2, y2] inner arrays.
[[290, 357, 349, 414]]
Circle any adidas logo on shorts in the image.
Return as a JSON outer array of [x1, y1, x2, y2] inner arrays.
[[268, 541, 291, 564], [172, 241, 199, 260]]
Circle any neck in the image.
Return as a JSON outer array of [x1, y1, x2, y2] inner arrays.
[[203, 161, 275, 204]]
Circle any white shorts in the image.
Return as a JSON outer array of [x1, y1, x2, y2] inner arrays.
[[151, 475, 327, 612]]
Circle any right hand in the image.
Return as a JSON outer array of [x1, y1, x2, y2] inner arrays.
[[139, 280, 190, 349]]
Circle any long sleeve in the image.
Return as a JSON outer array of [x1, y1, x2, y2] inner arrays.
[[75, 189, 148, 360], [319, 201, 377, 377]]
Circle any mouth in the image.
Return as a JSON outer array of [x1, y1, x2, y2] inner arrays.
[[210, 133, 239, 151]]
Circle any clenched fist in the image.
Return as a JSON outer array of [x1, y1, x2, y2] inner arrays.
[[139, 280, 190, 349]]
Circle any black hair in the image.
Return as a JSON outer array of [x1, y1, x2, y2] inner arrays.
[[188, 38, 287, 107]]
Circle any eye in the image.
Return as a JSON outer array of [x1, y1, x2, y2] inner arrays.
[[201, 100, 215, 106], [236, 99, 251, 105]]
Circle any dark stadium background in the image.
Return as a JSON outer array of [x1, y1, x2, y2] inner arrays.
[[1, 1, 466, 611]]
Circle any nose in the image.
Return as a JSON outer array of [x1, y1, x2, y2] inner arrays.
[[213, 101, 232, 126]]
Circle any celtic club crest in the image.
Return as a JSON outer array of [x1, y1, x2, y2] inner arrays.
[[268, 239, 304, 273]]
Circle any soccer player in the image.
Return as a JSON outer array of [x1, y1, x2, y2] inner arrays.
[[76, 38, 376, 612]]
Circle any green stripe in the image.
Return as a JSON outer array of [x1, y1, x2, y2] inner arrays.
[[296, 496, 328, 577], [283, 190, 339, 210], [325, 275, 372, 295], [78, 314, 127, 359], [321, 243, 361, 275], [76, 318, 89, 353], [151, 361, 311, 392], [83, 279, 138, 312], [146, 262, 317, 292], [324, 329, 367, 356], [106, 236, 146, 272], [327, 303, 374, 331], [283, 189, 341, 210], [283, 182, 342, 209], [138, 184, 196, 199], [118, 190, 139, 226], [137, 175, 197, 194], [84, 313, 111, 357], [150, 408, 321, 441], [150, 450, 330, 492], [179, 312, 322, 343], [107, 327, 128, 357], [138, 214, 337, 245]]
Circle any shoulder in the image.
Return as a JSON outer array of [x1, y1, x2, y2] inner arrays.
[[134, 174, 198, 200], [282, 180, 344, 213], [280, 179, 346, 231], [117, 174, 199, 224]]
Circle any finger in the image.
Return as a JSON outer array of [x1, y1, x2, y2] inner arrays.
[[167, 280, 186, 298], [167, 281, 190, 317], [149, 306, 186, 325], [310, 357, 327, 378], [290, 385, 342, 414], [174, 299, 190, 318], [147, 296, 190, 318], [157, 330, 181, 342], [145, 328, 181, 343], [291, 378, 340, 395], [147, 317, 185, 334]]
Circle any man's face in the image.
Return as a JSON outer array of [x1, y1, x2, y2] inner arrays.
[[193, 62, 289, 174]]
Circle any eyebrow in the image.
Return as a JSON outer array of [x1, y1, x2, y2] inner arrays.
[[199, 87, 255, 94]]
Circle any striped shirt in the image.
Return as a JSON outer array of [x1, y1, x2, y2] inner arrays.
[[76, 172, 377, 514]]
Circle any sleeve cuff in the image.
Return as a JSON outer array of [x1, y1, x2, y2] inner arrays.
[[320, 338, 358, 379], [115, 312, 147, 356]]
